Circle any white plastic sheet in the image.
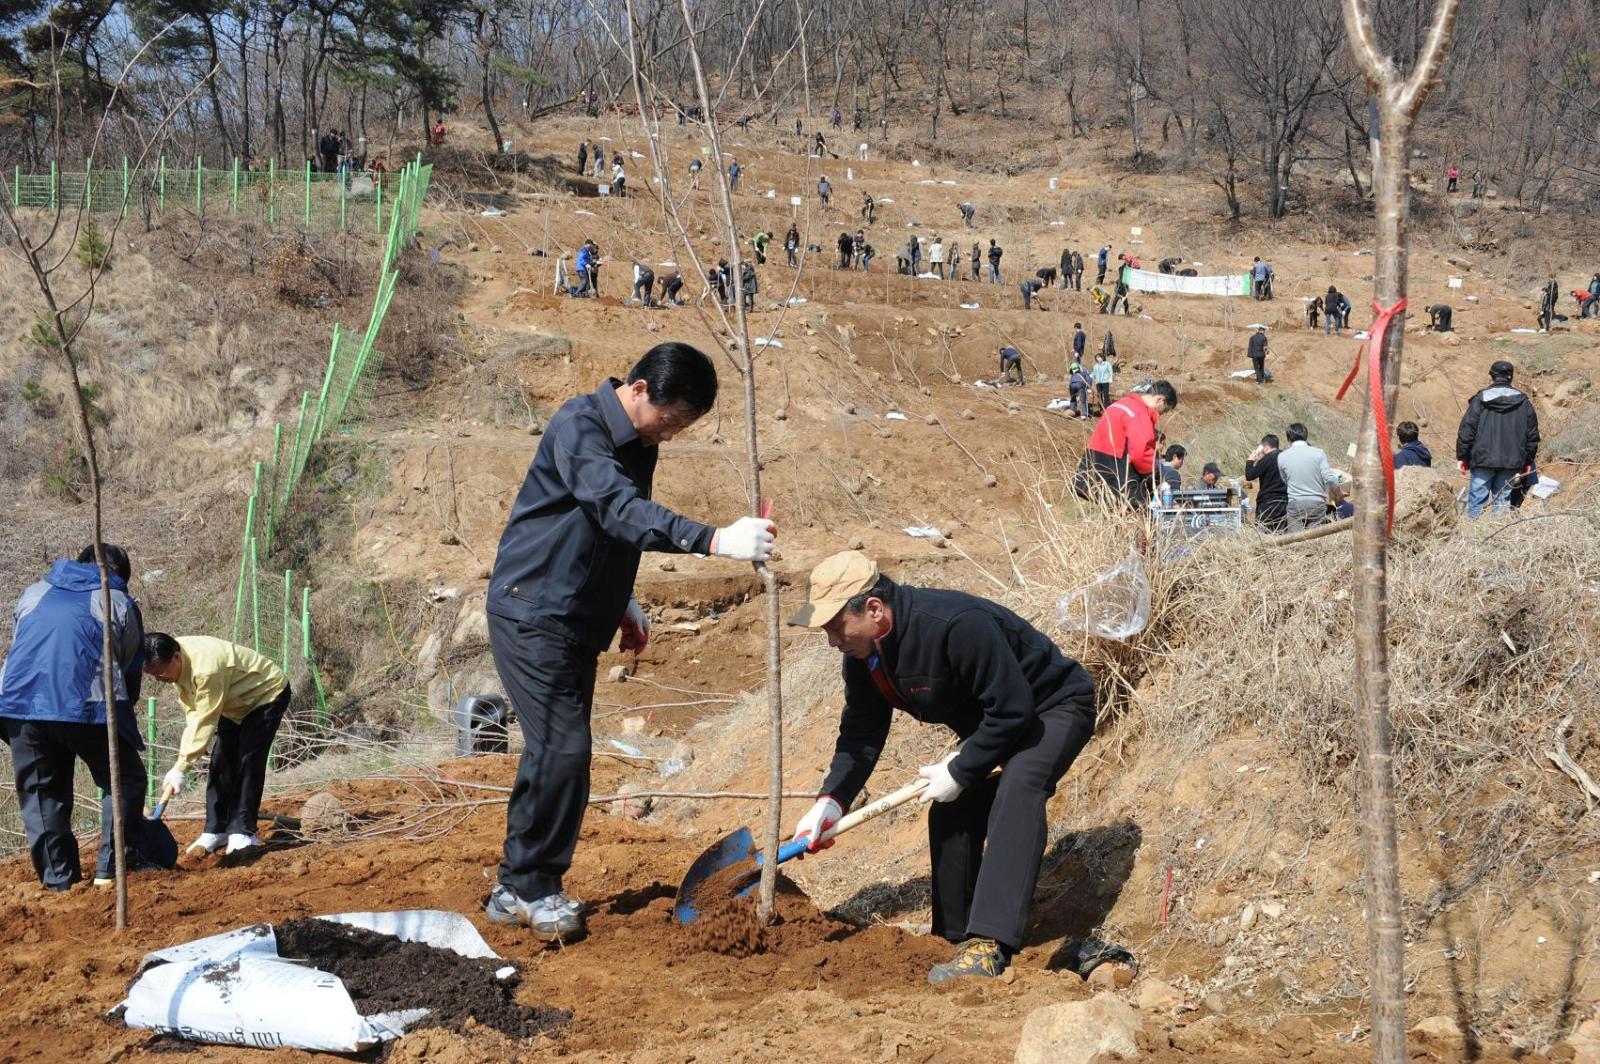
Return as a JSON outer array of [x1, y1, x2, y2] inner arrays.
[[1123, 268, 1250, 297], [121, 911, 504, 1052], [1055, 552, 1152, 641]]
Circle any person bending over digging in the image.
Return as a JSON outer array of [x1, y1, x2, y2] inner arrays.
[[142, 632, 291, 857], [484, 342, 776, 942], [786, 551, 1097, 985]]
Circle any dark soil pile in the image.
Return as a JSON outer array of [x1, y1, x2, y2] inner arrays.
[[272, 919, 570, 1042]]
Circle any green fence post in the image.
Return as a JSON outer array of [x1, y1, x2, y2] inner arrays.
[[339, 177, 348, 231], [303, 587, 329, 727], [249, 534, 261, 652], [375, 171, 383, 234], [268, 157, 276, 225], [232, 493, 257, 641], [195, 154, 203, 216], [303, 159, 311, 228], [84, 171, 92, 212], [49, 160, 56, 211], [158, 155, 166, 213], [232, 156, 240, 213], [145, 698, 157, 800], [308, 325, 341, 444], [284, 390, 311, 505], [282, 570, 292, 668], [262, 422, 284, 553], [121, 156, 129, 216]]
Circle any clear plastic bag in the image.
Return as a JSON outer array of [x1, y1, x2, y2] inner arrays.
[[1055, 551, 1152, 641]]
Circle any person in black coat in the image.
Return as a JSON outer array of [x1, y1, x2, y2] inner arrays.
[[1245, 434, 1289, 532], [1456, 360, 1539, 517], [786, 552, 1096, 985], [1247, 326, 1269, 384]]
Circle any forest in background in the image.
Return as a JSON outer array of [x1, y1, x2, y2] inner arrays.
[[2, 0, 1598, 221]]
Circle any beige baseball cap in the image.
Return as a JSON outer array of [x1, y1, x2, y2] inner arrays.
[[787, 550, 880, 628]]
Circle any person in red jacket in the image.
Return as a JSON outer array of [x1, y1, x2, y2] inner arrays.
[[1073, 381, 1179, 507]]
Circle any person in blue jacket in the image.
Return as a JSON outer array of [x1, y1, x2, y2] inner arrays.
[[0, 546, 172, 889]]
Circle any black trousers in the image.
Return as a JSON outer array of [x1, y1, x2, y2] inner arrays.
[[1251, 354, 1266, 383], [929, 701, 1094, 952], [205, 684, 290, 835], [1, 717, 148, 888], [490, 613, 597, 901], [1075, 448, 1149, 509]]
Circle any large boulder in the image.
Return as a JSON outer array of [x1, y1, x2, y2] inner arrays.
[[1015, 993, 1140, 1064]]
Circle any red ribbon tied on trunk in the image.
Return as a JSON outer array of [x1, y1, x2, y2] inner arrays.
[[1335, 299, 1407, 539]]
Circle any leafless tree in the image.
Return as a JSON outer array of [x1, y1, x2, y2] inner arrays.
[[0, 27, 210, 929], [1340, 0, 1461, 1060]]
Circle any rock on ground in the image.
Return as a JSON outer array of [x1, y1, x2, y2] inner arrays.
[[1135, 977, 1184, 1013], [1014, 993, 1140, 1064], [298, 792, 353, 839], [1567, 1017, 1600, 1064]]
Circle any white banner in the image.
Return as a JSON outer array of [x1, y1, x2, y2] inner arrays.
[[1123, 267, 1251, 297]]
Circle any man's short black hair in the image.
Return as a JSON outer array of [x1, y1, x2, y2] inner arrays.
[[1164, 444, 1186, 461], [842, 575, 896, 617], [1261, 434, 1281, 449], [628, 343, 719, 415], [143, 632, 181, 663], [1149, 380, 1179, 409], [77, 544, 131, 581], [1489, 360, 1514, 382], [1287, 422, 1309, 443], [1396, 420, 1420, 444]]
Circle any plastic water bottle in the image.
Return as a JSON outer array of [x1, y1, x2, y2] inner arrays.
[[1161, 482, 1174, 507]]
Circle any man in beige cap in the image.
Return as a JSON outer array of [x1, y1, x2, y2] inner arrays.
[[787, 551, 1096, 984]]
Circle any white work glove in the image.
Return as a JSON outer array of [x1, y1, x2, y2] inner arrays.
[[917, 755, 964, 804], [619, 598, 651, 652], [712, 516, 776, 562], [791, 796, 843, 853], [163, 767, 188, 795]]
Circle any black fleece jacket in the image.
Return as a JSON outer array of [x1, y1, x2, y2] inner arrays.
[[819, 585, 1095, 806], [1456, 383, 1539, 470]]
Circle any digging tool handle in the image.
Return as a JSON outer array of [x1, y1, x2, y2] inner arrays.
[[151, 785, 174, 821], [774, 764, 1001, 865]]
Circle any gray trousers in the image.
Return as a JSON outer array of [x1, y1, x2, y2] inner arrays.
[[1286, 499, 1326, 532]]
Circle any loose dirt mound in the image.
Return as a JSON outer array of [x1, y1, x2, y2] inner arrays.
[[272, 918, 570, 1042]]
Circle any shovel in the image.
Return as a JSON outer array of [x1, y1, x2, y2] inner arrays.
[[150, 785, 175, 822], [673, 774, 933, 924]]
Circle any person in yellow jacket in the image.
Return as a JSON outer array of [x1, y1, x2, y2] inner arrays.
[[141, 633, 290, 856]]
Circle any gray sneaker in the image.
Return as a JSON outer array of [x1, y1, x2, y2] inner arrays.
[[485, 885, 586, 942]]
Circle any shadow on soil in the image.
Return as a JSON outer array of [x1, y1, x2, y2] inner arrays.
[[1032, 818, 1143, 961]]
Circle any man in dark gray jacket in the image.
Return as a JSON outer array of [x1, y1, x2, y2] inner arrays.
[[787, 552, 1096, 985], [1456, 360, 1539, 518], [484, 343, 776, 941]]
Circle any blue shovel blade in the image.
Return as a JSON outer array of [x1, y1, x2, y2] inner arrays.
[[674, 827, 755, 925], [674, 828, 816, 924]]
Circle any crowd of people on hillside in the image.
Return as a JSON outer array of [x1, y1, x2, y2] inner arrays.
[[1070, 358, 1541, 528]]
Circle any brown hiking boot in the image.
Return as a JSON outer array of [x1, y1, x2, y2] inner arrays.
[[928, 937, 1007, 985]]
